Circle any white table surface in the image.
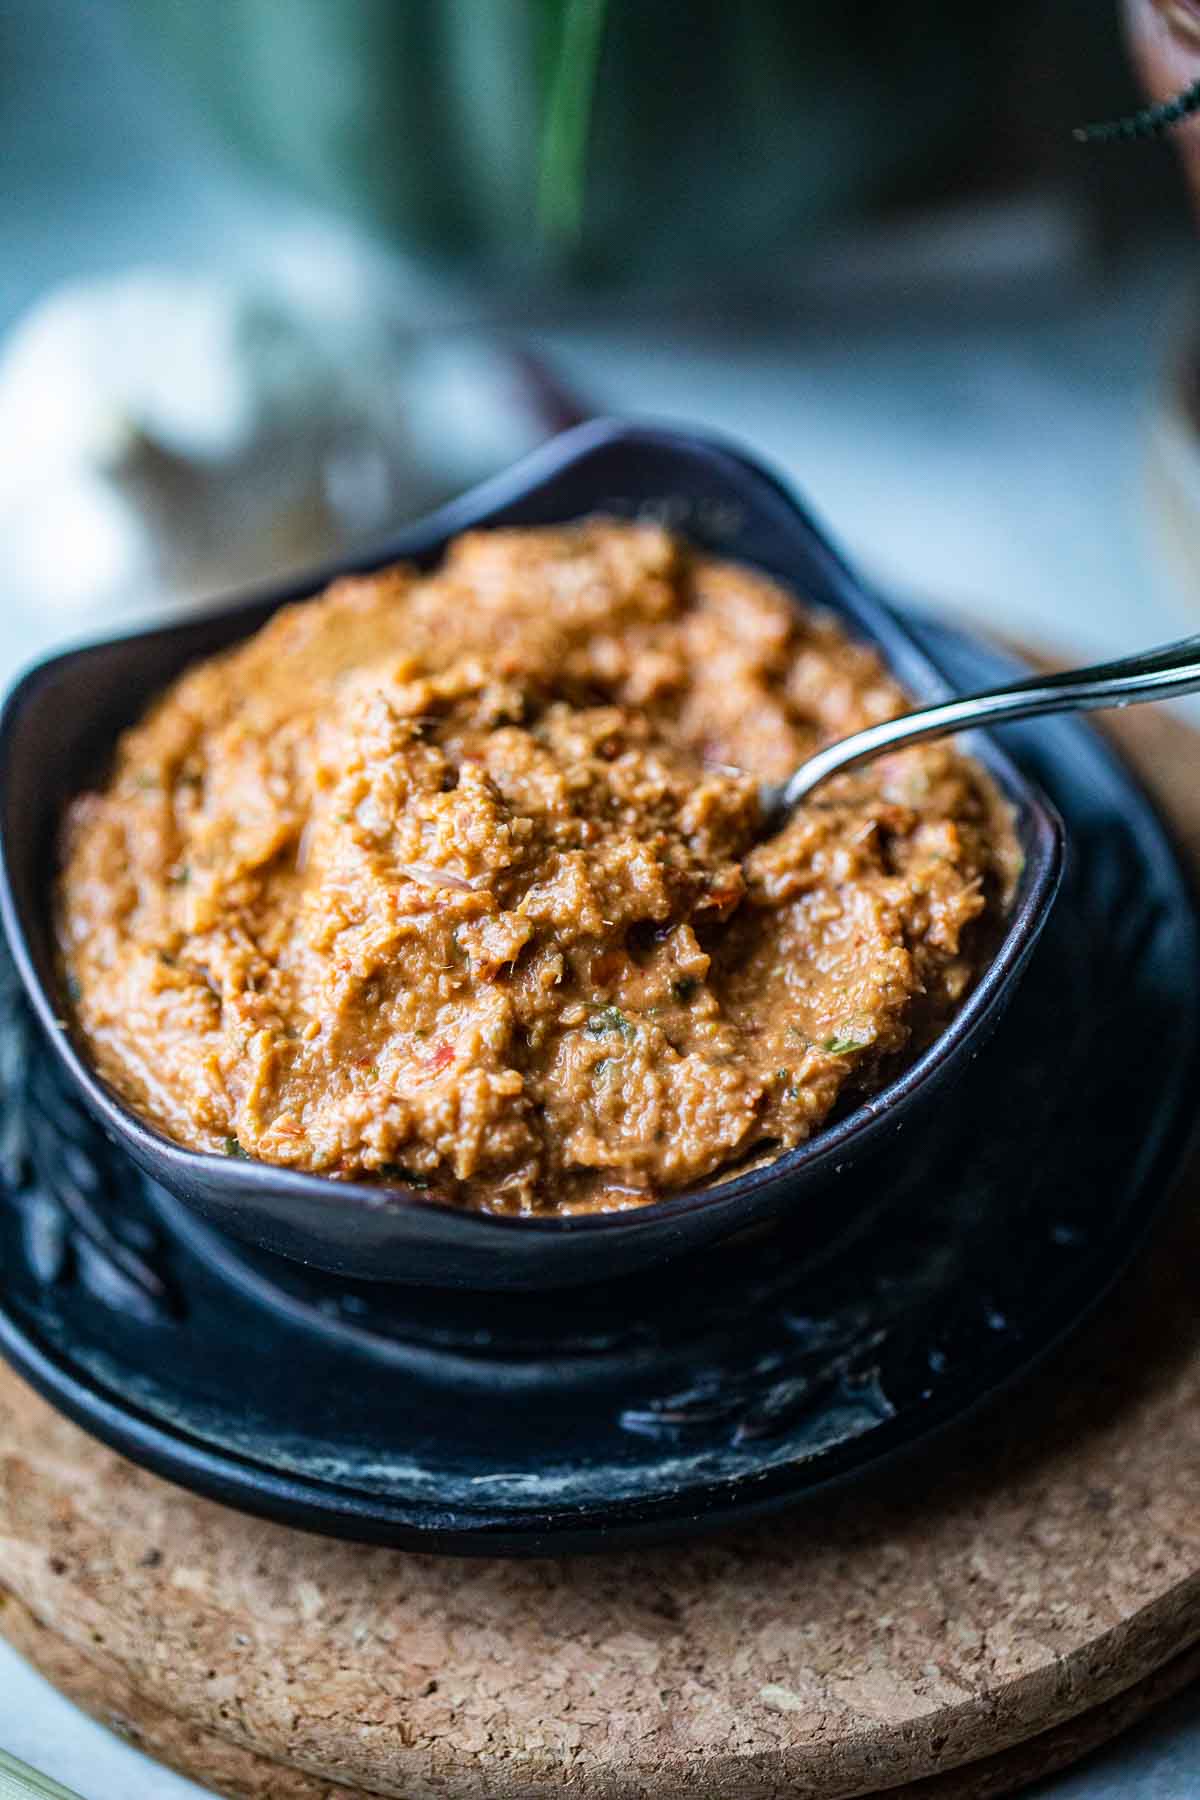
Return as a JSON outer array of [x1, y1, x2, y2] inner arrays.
[[2, 2, 1200, 1796]]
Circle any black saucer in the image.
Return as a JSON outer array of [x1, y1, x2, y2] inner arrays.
[[0, 621, 1196, 1555]]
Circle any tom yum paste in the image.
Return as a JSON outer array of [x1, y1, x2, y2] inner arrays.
[[58, 521, 1019, 1214]]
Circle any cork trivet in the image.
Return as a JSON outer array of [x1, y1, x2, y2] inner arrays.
[[4, 1584, 1200, 1800], [1, 701, 1199, 1800]]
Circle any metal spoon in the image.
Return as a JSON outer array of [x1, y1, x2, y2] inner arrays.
[[760, 631, 1200, 827]]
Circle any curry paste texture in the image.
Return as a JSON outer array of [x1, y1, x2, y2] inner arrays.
[[58, 521, 1018, 1212]]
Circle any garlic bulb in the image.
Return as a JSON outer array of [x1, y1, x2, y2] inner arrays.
[[0, 269, 550, 640]]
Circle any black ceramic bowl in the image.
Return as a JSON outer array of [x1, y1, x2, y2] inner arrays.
[[0, 421, 1063, 1290]]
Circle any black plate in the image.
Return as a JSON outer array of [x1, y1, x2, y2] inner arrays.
[[0, 422, 1062, 1289], [0, 621, 1193, 1553]]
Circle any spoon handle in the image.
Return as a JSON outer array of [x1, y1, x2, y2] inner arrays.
[[772, 632, 1200, 815]]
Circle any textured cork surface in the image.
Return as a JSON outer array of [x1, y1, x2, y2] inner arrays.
[[5, 1585, 1200, 1800], [0, 702, 1199, 1800]]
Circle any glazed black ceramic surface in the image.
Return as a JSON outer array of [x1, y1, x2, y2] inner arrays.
[[0, 422, 1061, 1288], [0, 623, 1193, 1553]]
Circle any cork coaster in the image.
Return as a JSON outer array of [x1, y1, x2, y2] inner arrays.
[[1, 701, 1199, 1800]]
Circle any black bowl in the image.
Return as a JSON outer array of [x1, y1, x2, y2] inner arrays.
[[0, 421, 1063, 1290]]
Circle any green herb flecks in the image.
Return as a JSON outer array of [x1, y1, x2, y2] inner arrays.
[[223, 1137, 249, 1159], [776, 1067, 803, 1102], [823, 1034, 869, 1056], [586, 1004, 634, 1039], [671, 977, 697, 1004]]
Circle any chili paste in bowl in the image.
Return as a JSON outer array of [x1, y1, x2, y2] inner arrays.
[[56, 521, 1019, 1215], [0, 422, 1060, 1285]]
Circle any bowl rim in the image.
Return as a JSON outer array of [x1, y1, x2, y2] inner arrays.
[[0, 417, 1064, 1245]]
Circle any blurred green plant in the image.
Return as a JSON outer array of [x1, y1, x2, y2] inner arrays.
[[0, 1746, 85, 1799], [128, 0, 1018, 288], [536, 0, 608, 245]]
